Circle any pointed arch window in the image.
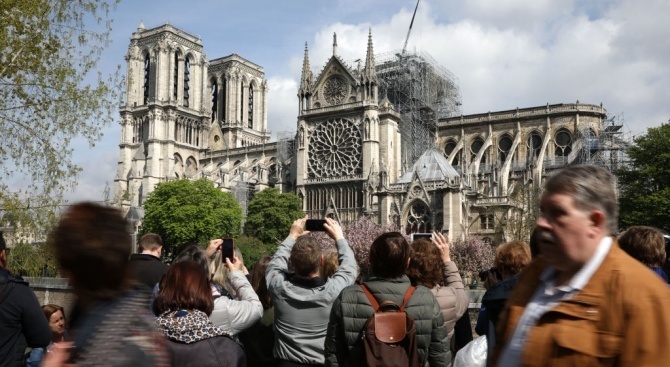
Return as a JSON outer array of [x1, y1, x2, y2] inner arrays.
[[406, 200, 432, 234], [173, 52, 180, 101], [555, 129, 572, 159], [143, 53, 150, 105], [444, 139, 459, 166], [183, 57, 191, 107], [471, 137, 486, 164], [211, 80, 218, 122], [248, 84, 254, 129], [498, 135, 513, 164], [240, 81, 244, 122], [222, 77, 227, 123], [527, 132, 543, 162]]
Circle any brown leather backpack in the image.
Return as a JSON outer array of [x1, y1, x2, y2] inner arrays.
[[356, 284, 420, 367]]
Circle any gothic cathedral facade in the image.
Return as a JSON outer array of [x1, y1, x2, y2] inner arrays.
[[115, 23, 612, 242]]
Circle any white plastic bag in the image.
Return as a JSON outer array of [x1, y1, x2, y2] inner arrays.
[[453, 335, 488, 367]]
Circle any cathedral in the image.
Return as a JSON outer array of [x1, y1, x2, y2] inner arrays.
[[115, 23, 618, 243]]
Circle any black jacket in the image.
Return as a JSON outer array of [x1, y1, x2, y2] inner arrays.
[[0, 269, 50, 367], [128, 254, 169, 289], [478, 274, 519, 357], [168, 336, 246, 367]]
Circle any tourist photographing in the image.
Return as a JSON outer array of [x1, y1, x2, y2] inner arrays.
[[267, 216, 357, 366]]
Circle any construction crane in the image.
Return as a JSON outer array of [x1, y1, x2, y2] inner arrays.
[[401, 0, 421, 55]]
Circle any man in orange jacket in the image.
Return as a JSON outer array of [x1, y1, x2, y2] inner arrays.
[[491, 165, 670, 367]]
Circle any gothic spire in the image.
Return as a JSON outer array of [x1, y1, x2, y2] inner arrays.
[[299, 42, 313, 94], [333, 32, 338, 56], [364, 28, 377, 82]]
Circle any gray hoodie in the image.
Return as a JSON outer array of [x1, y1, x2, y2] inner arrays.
[[266, 237, 357, 365]]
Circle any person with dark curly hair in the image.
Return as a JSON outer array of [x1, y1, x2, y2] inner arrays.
[[406, 233, 469, 341]]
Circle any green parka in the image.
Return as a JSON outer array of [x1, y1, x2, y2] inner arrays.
[[324, 275, 451, 366]]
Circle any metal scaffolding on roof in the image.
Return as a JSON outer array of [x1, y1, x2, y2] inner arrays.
[[574, 112, 630, 171], [375, 50, 462, 168]]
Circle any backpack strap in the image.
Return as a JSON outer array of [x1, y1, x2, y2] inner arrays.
[[360, 284, 380, 311], [399, 286, 416, 312]]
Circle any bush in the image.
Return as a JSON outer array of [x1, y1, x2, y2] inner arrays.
[[451, 237, 495, 280], [234, 235, 276, 270]]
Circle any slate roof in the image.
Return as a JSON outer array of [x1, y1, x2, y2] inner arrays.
[[396, 148, 460, 184]]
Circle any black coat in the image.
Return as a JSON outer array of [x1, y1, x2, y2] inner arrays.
[[0, 269, 50, 367], [128, 254, 169, 289]]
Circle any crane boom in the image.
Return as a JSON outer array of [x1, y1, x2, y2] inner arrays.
[[401, 0, 421, 55]]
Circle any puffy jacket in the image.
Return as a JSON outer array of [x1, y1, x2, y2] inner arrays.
[[324, 275, 451, 367], [209, 269, 263, 336], [430, 261, 469, 340], [266, 237, 357, 365], [491, 241, 670, 367]]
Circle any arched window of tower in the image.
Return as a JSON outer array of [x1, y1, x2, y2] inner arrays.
[[248, 83, 254, 129], [143, 52, 150, 105], [240, 81, 244, 123], [173, 51, 180, 102], [183, 56, 191, 107], [211, 80, 218, 122]]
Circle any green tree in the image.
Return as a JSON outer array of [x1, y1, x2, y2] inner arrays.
[[7, 242, 58, 277], [141, 179, 243, 260], [618, 122, 670, 231], [0, 0, 122, 232], [233, 235, 275, 270], [244, 188, 304, 245]]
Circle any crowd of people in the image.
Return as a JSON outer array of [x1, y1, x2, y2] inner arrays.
[[0, 164, 669, 367]]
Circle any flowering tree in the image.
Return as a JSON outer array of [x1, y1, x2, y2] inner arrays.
[[311, 216, 400, 276], [451, 237, 496, 281]]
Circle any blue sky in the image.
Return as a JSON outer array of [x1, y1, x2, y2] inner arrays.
[[64, 0, 670, 202]]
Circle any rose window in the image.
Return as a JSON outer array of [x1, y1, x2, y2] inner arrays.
[[323, 75, 348, 105], [308, 119, 362, 178]]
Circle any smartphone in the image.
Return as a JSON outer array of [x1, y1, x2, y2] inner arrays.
[[410, 233, 433, 242], [305, 219, 327, 231], [220, 238, 235, 262]]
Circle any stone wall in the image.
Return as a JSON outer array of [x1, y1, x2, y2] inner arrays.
[[25, 277, 76, 318]]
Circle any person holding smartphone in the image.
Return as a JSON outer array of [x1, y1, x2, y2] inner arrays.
[[266, 216, 357, 367]]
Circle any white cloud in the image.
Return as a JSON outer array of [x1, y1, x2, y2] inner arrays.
[[293, 0, 669, 132], [266, 76, 300, 139]]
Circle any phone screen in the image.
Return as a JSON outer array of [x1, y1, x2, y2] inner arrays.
[[305, 219, 327, 231], [221, 238, 234, 262], [410, 233, 433, 242]]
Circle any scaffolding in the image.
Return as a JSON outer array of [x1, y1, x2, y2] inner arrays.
[[575, 112, 631, 171], [276, 131, 295, 165], [375, 50, 462, 167]]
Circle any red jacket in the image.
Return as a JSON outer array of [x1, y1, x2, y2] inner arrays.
[[490, 240, 670, 367]]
